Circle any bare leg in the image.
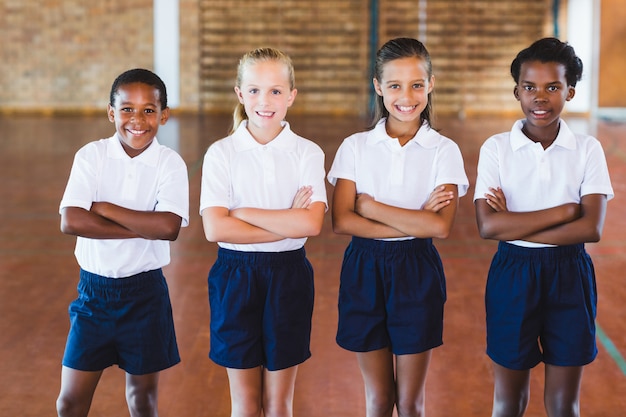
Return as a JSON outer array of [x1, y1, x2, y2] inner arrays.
[[56, 366, 103, 417], [395, 350, 432, 417], [262, 365, 299, 417], [491, 362, 531, 417], [125, 372, 160, 417], [357, 348, 396, 417], [544, 365, 583, 417], [226, 367, 263, 417]]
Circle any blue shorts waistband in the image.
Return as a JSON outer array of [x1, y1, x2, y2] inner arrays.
[[497, 241, 585, 261], [216, 247, 306, 266], [79, 268, 164, 293], [350, 236, 433, 254]]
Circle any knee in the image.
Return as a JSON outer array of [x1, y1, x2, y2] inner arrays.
[[492, 394, 529, 417], [396, 395, 425, 417], [56, 394, 87, 417], [126, 389, 157, 417], [232, 399, 262, 417], [545, 397, 580, 417], [365, 391, 395, 416]]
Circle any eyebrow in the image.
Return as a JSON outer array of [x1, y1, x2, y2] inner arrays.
[[384, 78, 426, 84]]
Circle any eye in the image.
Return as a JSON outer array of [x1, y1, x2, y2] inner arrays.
[[388, 84, 400, 89], [413, 83, 424, 89], [144, 108, 155, 114], [248, 88, 259, 94], [121, 107, 134, 113], [271, 89, 282, 95], [523, 85, 535, 92], [547, 85, 559, 92]]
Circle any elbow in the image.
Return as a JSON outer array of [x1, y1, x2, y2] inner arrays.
[[203, 228, 220, 243], [60, 218, 78, 236], [331, 218, 350, 235], [306, 222, 323, 237], [163, 228, 180, 241], [428, 217, 453, 239], [587, 228, 602, 243], [477, 225, 497, 240]]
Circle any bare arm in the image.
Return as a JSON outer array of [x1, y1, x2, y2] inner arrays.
[[201, 206, 285, 243], [355, 184, 459, 239], [521, 194, 607, 245], [475, 187, 580, 241], [89, 202, 182, 240], [331, 180, 456, 239], [201, 186, 324, 243], [60, 206, 140, 239], [331, 179, 406, 238]]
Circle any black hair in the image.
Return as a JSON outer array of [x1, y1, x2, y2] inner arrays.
[[510, 37, 583, 87], [109, 68, 168, 110], [369, 37, 434, 130]]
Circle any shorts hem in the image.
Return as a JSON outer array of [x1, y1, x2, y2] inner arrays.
[[210, 353, 310, 371], [487, 351, 540, 371], [62, 357, 181, 375]]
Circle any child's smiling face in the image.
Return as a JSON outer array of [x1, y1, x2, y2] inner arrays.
[[108, 82, 169, 157], [514, 60, 575, 140]]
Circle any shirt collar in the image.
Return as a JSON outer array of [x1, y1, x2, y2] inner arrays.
[[232, 120, 297, 152], [366, 118, 439, 148], [107, 134, 161, 166], [510, 119, 576, 151]]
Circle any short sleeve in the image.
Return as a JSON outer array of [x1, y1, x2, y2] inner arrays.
[[200, 141, 232, 214], [327, 136, 356, 186]]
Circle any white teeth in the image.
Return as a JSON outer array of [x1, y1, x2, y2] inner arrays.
[[129, 129, 146, 135], [533, 110, 547, 115], [398, 105, 415, 112], [257, 111, 274, 117]]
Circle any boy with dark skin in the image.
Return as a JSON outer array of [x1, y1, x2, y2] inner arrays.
[[57, 69, 189, 417]]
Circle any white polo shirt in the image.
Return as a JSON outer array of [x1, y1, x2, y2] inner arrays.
[[327, 119, 469, 240], [60, 135, 189, 278], [200, 121, 328, 252], [474, 119, 614, 248]]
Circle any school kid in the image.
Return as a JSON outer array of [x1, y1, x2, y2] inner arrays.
[[327, 37, 469, 417], [474, 38, 614, 417], [56, 68, 189, 417], [200, 48, 327, 417]]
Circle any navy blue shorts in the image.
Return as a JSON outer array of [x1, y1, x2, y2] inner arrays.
[[208, 247, 314, 371], [62, 269, 180, 375], [336, 237, 446, 354], [486, 242, 598, 370]]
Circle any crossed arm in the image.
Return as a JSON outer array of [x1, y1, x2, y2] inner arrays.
[[60, 202, 182, 241], [201, 186, 326, 244], [475, 187, 607, 245], [331, 179, 459, 239]]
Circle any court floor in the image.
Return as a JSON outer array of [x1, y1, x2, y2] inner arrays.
[[1, 113, 625, 416]]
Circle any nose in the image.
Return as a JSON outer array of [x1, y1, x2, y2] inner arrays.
[[534, 89, 548, 102], [130, 111, 145, 121]]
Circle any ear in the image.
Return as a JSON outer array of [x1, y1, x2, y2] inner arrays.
[[107, 104, 115, 122], [373, 78, 383, 96], [566, 86, 576, 101], [427, 75, 435, 94], [160, 107, 170, 125], [234, 86, 245, 104], [513, 85, 520, 101], [287, 88, 298, 107]]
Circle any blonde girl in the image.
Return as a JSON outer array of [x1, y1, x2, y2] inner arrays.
[[200, 48, 327, 417]]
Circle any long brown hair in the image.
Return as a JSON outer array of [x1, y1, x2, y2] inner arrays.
[[369, 38, 435, 130]]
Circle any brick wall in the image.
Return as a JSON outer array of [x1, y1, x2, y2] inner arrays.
[[198, 0, 369, 115], [0, 0, 554, 115], [0, 1, 154, 113]]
